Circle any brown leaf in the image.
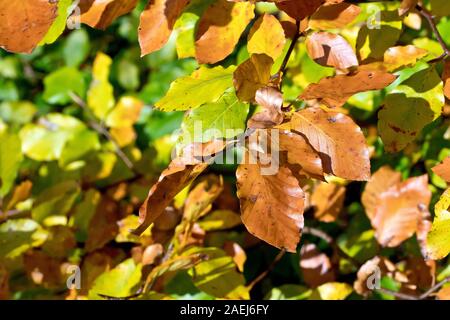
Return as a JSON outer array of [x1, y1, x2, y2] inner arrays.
[[183, 175, 224, 222], [432, 156, 450, 183], [0, 264, 9, 300], [362, 166, 402, 220], [399, 0, 418, 16], [132, 159, 208, 235], [80, 0, 138, 30], [248, 86, 284, 128], [306, 32, 358, 70], [236, 150, 305, 252], [24, 250, 64, 288], [354, 256, 396, 296], [0, 0, 58, 53], [195, 0, 255, 64], [403, 257, 435, 291], [311, 182, 346, 222], [300, 243, 335, 288], [371, 175, 431, 247], [138, 0, 189, 56], [437, 286, 450, 300], [179, 140, 228, 165], [300, 70, 397, 108], [142, 244, 164, 266], [310, 3, 361, 30], [278, 130, 325, 180], [86, 197, 120, 252], [290, 107, 371, 181], [276, 0, 324, 20], [233, 54, 273, 102], [223, 241, 247, 272]]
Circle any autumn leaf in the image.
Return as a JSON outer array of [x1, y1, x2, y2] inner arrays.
[[290, 107, 371, 181], [79, 0, 138, 30], [300, 70, 397, 108], [399, 0, 418, 16], [300, 243, 335, 288], [369, 174, 431, 248], [233, 54, 273, 102], [309, 3, 361, 30], [247, 14, 286, 60], [276, 0, 325, 20], [236, 150, 305, 252], [311, 181, 346, 222], [247, 86, 284, 129], [432, 157, 450, 183], [362, 166, 402, 220], [195, 0, 254, 64], [305, 31, 358, 71], [132, 159, 208, 235], [139, 0, 189, 56], [426, 188, 450, 260], [0, 0, 58, 53], [359, 45, 428, 72]]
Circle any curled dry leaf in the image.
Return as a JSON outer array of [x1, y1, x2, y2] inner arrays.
[[233, 54, 273, 102], [179, 139, 228, 165], [132, 159, 208, 235], [0, 0, 58, 53], [79, 0, 138, 30], [139, 0, 189, 56], [309, 3, 361, 30], [354, 256, 396, 296], [248, 86, 284, 129], [236, 150, 305, 252], [306, 32, 358, 70], [142, 244, 164, 266], [362, 166, 402, 220], [311, 182, 346, 223], [300, 243, 335, 288], [370, 174, 431, 248], [432, 156, 450, 183], [290, 107, 371, 181], [278, 130, 325, 180], [300, 70, 397, 108], [247, 14, 286, 60], [195, 0, 255, 64]]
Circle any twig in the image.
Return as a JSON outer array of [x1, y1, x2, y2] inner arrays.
[[376, 276, 450, 300], [416, 4, 450, 63], [303, 226, 361, 267], [376, 288, 418, 300], [69, 92, 136, 172], [419, 276, 450, 299], [278, 20, 302, 76], [247, 249, 286, 289]]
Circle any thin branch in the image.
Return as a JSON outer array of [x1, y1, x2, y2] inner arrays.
[[376, 288, 418, 300], [247, 249, 286, 289], [69, 92, 136, 172], [416, 4, 450, 63], [303, 226, 361, 267], [278, 20, 302, 77], [419, 276, 450, 300], [0, 209, 28, 223]]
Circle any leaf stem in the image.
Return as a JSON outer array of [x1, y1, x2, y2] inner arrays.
[[416, 4, 450, 63], [278, 20, 302, 77], [247, 249, 286, 290], [69, 92, 136, 173]]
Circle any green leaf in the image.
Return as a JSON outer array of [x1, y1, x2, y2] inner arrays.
[[430, 0, 450, 17], [378, 66, 444, 152], [39, 0, 73, 45], [426, 188, 450, 260], [63, 29, 90, 67], [0, 132, 23, 197], [155, 65, 235, 111], [356, 10, 402, 60], [174, 0, 215, 59], [89, 258, 142, 299], [19, 114, 87, 161], [0, 219, 48, 259], [180, 91, 249, 143], [0, 101, 37, 125], [87, 53, 115, 119], [69, 189, 100, 242], [198, 210, 241, 231], [185, 247, 249, 299], [31, 180, 80, 222], [59, 129, 101, 167], [265, 285, 312, 300], [43, 67, 86, 104]]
